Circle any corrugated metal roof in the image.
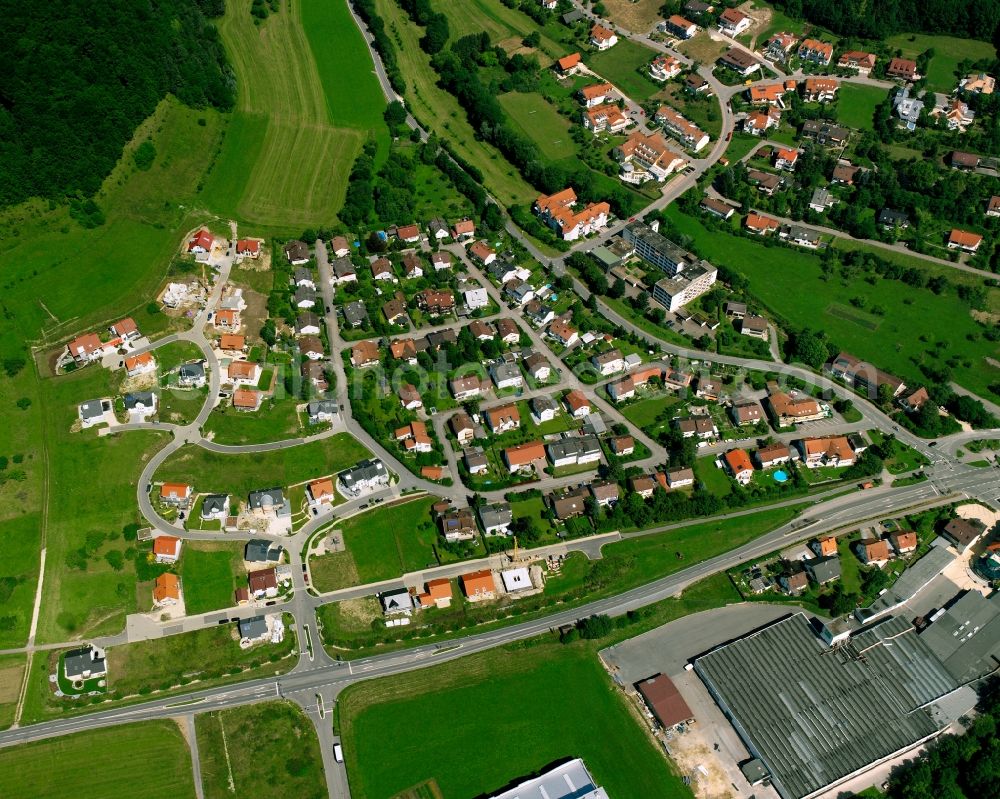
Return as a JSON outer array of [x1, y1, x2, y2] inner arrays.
[[695, 614, 955, 799]]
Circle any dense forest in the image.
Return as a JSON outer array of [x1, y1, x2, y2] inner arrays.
[[882, 678, 1000, 799], [0, 0, 235, 207], [773, 0, 1000, 42]]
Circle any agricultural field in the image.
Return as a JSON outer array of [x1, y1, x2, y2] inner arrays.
[[436, 0, 565, 61], [203, 0, 387, 229], [310, 496, 444, 590], [835, 84, 887, 131], [587, 38, 664, 102], [665, 205, 1000, 401], [178, 542, 246, 615], [36, 366, 170, 643], [0, 654, 24, 730], [197, 701, 326, 799], [373, 0, 537, 206], [887, 33, 997, 94], [155, 434, 370, 500], [499, 92, 577, 161], [601, 0, 663, 33], [0, 720, 196, 799], [338, 644, 690, 799]]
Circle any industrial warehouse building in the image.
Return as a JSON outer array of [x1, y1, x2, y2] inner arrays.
[[693, 612, 973, 799]]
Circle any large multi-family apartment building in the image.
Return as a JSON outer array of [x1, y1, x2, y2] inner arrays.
[[622, 222, 717, 312], [614, 131, 687, 183], [534, 188, 610, 241], [655, 105, 710, 152]]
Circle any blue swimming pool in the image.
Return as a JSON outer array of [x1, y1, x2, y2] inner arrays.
[[773, 470, 789, 483]]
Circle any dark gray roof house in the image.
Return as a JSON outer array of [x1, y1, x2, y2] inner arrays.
[[78, 399, 105, 423], [178, 361, 206, 384], [124, 391, 156, 412], [342, 300, 368, 328], [296, 312, 321, 334], [307, 400, 338, 423], [245, 539, 283, 563], [63, 645, 107, 680], [248, 488, 288, 515], [294, 286, 316, 306], [805, 554, 841, 585], [379, 588, 414, 615], [879, 208, 909, 228], [238, 615, 269, 640], [201, 494, 229, 518]]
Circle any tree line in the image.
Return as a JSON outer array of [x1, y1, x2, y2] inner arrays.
[[773, 0, 1000, 42], [0, 0, 234, 207]]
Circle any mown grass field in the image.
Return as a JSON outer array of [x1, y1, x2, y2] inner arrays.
[[665, 205, 1000, 401], [373, 0, 536, 205], [197, 701, 326, 799], [587, 38, 663, 101], [499, 92, 577, 161], [33, 363, 170, 643], [836, 84, 887, 131], [0, 653, 25, 730], [0, 720, 196, 799], [311, 496, 441, 590], [203, 394, 305, 444], [436, 0, 564, 61], [204, 0, 385, 228], [887, 32, 996, 94], [179, 542, 245, 615], [339, 644, 691, 799], [156, 433, 370, 500]]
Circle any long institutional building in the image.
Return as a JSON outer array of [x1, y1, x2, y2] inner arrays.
[[693, 596, 1000, 799], [622, 221, 717, 311]]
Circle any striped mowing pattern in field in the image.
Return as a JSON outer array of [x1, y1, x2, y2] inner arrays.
[[206, 0, 376, 227]]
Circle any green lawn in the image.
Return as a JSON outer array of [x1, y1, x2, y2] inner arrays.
[[0, 654, 25, 730], [311, 496, 442, 590], [836, 84, 887, 131], [339, 645, 691, 799], [156, 433, 370, 500], [664, 204, 1000, 401], [0, 720, 195, 799], [694, 455, 732, 497], [197, 701, 325, 799], [499, 92, 577, 161], [620, 395, 682, 429], [587, 38, 663, 101], [204, 0, 383, 227], [203, 395, 305, 444], [178, 542, 245, 615], [887, 32, 996, 94]]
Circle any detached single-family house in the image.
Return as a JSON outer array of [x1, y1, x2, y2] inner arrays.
[[948, 228, 983, 253], [490, 363, 524, 390], [201, 494, 229, 521], [589, 24, 617, 50], [110, 318, 140, 341], [307, 400, 338, 424], [478, 502, 513, 536], [249, 567, 279, 599], [68, 333, 104, 363], [188, 228, 215, 254], [723, 449, 754, 485], [564, 389, 590, 418], [503, 441, 546, 473], [178, 361, 206, 387], [859, 539, 890, 568], [124, 352, 156, 377], [452, 218, 476, 241], [153, 573, 180, 606], [153, 535, 182, 563], [718, 7, 751, 35], [284, 240, 310, 265], [160, 482, 192, 508]]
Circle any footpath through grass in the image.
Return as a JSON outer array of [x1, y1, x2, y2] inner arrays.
[[197, 701, 326, 799], [0, 719, 196, 799], [339, 643, 691, 799]]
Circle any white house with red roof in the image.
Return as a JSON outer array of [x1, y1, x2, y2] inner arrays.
[[188, 228, 214, 254], [589, 24, 618, 50]]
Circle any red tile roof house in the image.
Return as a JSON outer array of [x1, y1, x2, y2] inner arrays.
[[153, 535, 182, 564], [564, 389, 591, 417], [503, 441, 547, 474], [797, 38, 833, 65], [398, 383, 423, 411], [947, 228, 983, 253], [485, 402, 521, 434], [452, 218, 476, 241], [717, 7, 751, 36], [858, 539, 890, 567], [890, 531, 918, 555], [330, 236, 351, 257], [110, 318, 139, 341], [236, 238, 260, 258], [723, 449, 754, 485], [774, 148, 799, 170], [249, 567, 279, 599], [396, 224, 421, 243], [468, 240, 496, 265], [124, 352, 156, 377], [886, 57, 918, 81], [589, 24, 618, 50], [67, 332, 105, 363], [556, 53, 582, 75], [159, 482, 193, 508], [233, 388, 262, 412], [188, 228, 214, 254], [838, 51, 877, 74], [579, 82, 616, 108]]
